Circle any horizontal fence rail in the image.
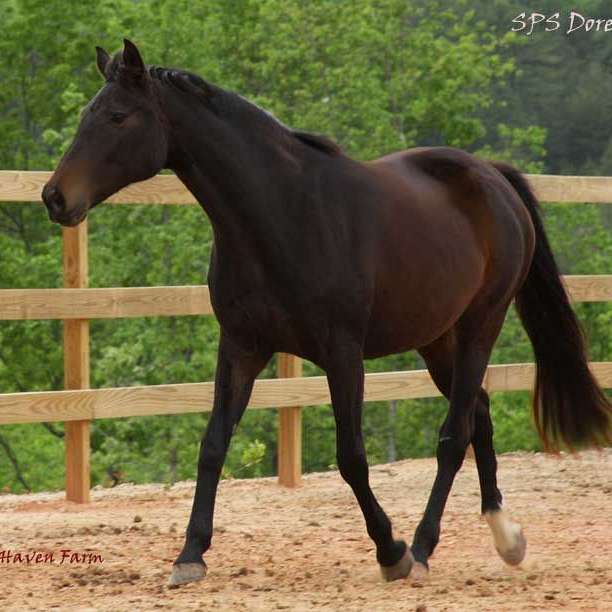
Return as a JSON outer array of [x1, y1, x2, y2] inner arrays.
[[4, 171, 612, 205], [0, 171, 198, 205], [0, 363, 611, 426], [0, 286, 214, 319], [1, 170, 611, 500], [0, 275, 611, 321]]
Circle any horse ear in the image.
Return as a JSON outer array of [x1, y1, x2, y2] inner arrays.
[[95, 46, 110, 79], [122, 38, 145, 76]]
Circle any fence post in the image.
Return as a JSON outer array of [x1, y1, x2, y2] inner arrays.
[[62, 221, 90, 503], [277, 353, 302, 487]]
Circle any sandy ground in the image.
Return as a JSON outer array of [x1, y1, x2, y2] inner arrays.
[[0, 449, 611, 612]]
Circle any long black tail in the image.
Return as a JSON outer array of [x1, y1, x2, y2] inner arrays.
[[493, 161, 611, 450]]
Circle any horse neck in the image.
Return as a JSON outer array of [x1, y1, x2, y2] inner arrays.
[[160, 86, 297, 240]]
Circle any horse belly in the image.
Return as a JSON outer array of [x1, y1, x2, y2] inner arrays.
[[363, 246, 484, 358], [364, 299, 461, 357]]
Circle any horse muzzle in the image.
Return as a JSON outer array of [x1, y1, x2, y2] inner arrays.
[[41, 183, 87, 226]]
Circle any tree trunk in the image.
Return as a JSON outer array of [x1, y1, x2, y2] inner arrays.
[[0, 432, 31, 491]]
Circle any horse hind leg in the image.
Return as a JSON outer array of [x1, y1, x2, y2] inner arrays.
[[474, 390, 526, 566], [412, 308, 526, 579], [410, 331, 455, 580]]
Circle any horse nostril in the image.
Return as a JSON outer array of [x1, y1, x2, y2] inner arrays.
[[42, 184, 65, 215]]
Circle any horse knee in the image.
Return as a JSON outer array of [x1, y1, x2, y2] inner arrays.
[[186, 522, 213, 551], [413, 518, 440, 556]]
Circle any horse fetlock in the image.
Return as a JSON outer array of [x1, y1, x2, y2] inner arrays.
[[376, 538, 406, 566], [182, 529, 212, 556], [413, 521, 440, 560]]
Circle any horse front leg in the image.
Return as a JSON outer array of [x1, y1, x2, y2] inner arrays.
[[170, 335, 270, 586], [325, 340, 412, 581]]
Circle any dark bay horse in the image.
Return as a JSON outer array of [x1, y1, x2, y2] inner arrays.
[[42, 40, 611, 586]]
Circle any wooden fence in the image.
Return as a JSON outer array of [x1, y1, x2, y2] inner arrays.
[[0, 171, 611, 503]]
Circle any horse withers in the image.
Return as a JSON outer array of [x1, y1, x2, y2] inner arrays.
[[43, 40, 611, 586]]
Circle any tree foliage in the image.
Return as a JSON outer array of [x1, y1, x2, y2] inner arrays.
[[0, 0, 610, 493]]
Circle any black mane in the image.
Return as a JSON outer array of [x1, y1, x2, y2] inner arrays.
[[291, 130, 342, 155], [144, 63, 342, 156]]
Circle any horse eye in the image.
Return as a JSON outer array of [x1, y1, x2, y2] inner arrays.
[[110, 111, 128, 124]]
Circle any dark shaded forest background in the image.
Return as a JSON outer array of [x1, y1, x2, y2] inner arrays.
[[1, 0, 610, 492]]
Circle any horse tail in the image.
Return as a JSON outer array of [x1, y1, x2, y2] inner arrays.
[[492, 161, 611, 451]]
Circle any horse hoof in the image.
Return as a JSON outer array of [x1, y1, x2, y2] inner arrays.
[[496, 528, 527, 566], [379, 547, 414, 582], [409, 561, 429, 585], [486, 510, 527, 566], [169, 562, 207, 586]]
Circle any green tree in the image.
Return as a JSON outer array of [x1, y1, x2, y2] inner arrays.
[[1, 0, 609, 493]]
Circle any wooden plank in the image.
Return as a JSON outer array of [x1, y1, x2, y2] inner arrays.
[[0, 171, 52, 202], [0, 275, 610, 322], [528, 174, 612, 204], [484, 361, 612, 392], [277, 354, 303, 488], [3, 171, 612, 206], [564, 275, 612, 303], [0, 384, 214, 424], [0, 171, 195, 204], [62, 222, 91, 504], [1, 362, 609, 425], [0, 286, 213, 320], [0, 388, 97, 423], [484, 363, 535, 393]]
